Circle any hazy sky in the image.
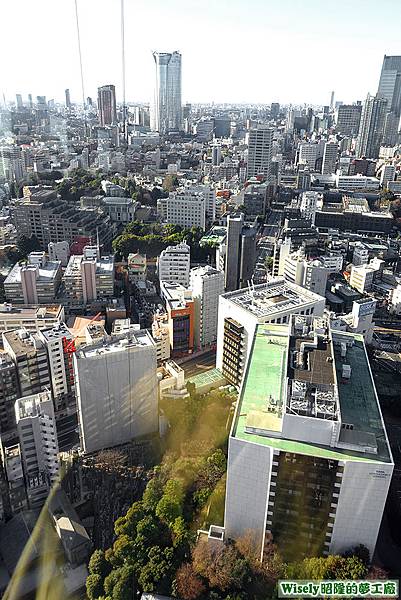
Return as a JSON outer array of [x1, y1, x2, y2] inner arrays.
[[1, 0, 401, 105]]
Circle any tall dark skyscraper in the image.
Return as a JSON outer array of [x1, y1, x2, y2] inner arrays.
[[65, 88, 71, 109], [356, 94, 387, 158], [97, 84, 117, 126], [377, 55, 401, 115]]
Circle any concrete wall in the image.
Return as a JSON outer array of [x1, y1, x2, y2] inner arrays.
[[75, 344, 158, 453], [224, 437, 272, 554], [329, 460, 393, 557]]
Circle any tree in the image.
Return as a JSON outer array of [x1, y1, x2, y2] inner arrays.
[[175, 563, 206, 600], [156, 479, 184, 525], [114, 501, 145, 537], [138, 546, 175, 593], [88, 549, 111, 579], [86, 573, 104, 599], [192, 540, 250, 593], [17, 235, 41, 259], [142, 478, 165, 511]]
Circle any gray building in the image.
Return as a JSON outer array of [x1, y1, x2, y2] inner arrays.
[[247, 127, 274, 179], [74, 329, 158, 454], [151, 51, 182, 134], [0, 354, 19, 441], [4, 252, 61, 305], [335, 104, 362, 137], [356, 95, 388, 159], [377, 55, 401, 115], [3, 329, 50, 399], [224, 213, 256, 292]]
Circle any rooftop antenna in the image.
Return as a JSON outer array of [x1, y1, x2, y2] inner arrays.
[[121, 0, 128, 145], [74, 0, 88, 138]]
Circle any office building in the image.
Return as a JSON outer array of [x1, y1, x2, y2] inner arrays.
[[65, 89, 71, 109], [224, 316, 393, 561], [160, 282, 195, 357], [190, 266, 224, 349], [157, 242, 190, 287], [356, 95, 388, 159], [283, 250, 342, 297], [315, 196, 392, 233], [298, 142, 324, 170], [4, 252, 61, 305], [74, 330, 158, 454], [2, 444, 28, 514], [15, 390, 59, 507], [157, 190, 206, 230], [224, 213, 257, 292], [335, 174, 380, 191], [0, 303, 64, 336], [247, 127, 274, 179], [299, 191, 323, 225], [62, 247, 115, 306], [151, 51, 182, 133], [216, 279, 326, 388], [321, 141, 338, 175], [39, 324, 76, 415], [97, 85, 117, 126], [3, 329, 50, 398], [377, 55, 401, 115], [335, 104, 362, 137], [0, 355, 19, 440], [212, 145, 222, 167], [101, 196, 137, 223], [16, 94, 23, 110], [243, 184, 268, 219], [380, 164, 396, 188]]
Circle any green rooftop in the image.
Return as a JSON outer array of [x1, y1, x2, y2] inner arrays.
[[232, 324, 392, 464], [199, 226, 227, 247]]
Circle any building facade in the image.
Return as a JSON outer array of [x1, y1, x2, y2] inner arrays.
[[224, 316, 393, 561], [151, 51, 182, 134]]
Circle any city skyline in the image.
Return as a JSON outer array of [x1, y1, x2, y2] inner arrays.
[[1, 0, 401, 105]]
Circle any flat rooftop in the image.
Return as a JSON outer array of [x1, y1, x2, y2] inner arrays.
[[333, 332, 391, 463], [3, 329, 45, 356], [0, 304, 62, 318], [40, 323, 71, 342], [222, 279, 324, 319], [64, 254, 114, 277], [200, 226, 227, 247], [4, 261, 60, 285], [76, 329, 154, 359], [232, 321, 392, 463]]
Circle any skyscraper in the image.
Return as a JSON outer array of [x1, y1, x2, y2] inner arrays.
[[15, 94, 23, 110], [246, 126, 274, 179], [377, 55, 401, 115], [97, 84, 117, 126], [321, 141, 338, 175], [65, 88, 71, 109], [335, 104, 362, 137], [355, 94, 387, 158], [151, 51, 182, 134]]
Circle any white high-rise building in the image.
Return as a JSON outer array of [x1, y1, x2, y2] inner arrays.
[[224, 316, 393, 561], [157, 191, 206, 230], [216, 279, 326, 388], [190, 266, 224, 349], [321, 141, 339, 175], [15, 390, 59, 506], [151, 51, 182, 134], [157, 242, 190, 287], [247, 127, 274, 179], [74, 330, 158, 454]]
